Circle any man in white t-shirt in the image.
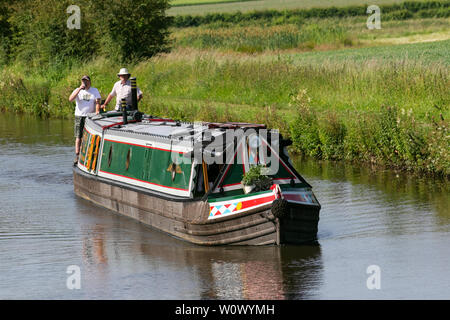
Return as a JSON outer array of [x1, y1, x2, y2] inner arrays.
[[69, 75, 101, 165], [101, 68, 143, 111]]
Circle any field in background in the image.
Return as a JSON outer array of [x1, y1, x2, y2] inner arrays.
[[172, 16, 450, 53], [168, 0, 414, 15], [170, 0, 256, 7]]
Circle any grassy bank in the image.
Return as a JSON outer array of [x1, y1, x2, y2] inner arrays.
[[1, 40, 448, 176], [1, 1, 448, 176]]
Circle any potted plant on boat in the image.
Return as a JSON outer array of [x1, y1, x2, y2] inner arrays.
[[241, 165, 273, 194]]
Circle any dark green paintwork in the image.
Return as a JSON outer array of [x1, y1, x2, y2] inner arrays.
[[218, 155, 296, 188], [99, 140, 192, 190], [220, 163, 244, 187]]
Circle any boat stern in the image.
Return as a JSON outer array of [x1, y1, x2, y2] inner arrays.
[[271, 185, 320, 244]]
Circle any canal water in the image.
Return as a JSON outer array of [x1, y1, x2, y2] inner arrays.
[[0, 113, 449, 299]]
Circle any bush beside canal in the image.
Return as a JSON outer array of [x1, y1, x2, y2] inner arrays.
[[289, 90, 449, 177]]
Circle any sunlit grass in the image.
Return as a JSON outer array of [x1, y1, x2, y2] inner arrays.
[[170, 0, 256, 7], [171, 16, 450, 53], [168, 0, 413, 15]]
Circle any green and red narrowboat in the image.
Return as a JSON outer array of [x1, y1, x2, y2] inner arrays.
[[73, 82, 320, 245]]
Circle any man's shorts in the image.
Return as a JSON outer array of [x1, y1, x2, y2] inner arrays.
[[74, 116, 86, 139]]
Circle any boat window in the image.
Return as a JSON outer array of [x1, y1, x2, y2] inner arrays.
[[247, 134, 271, 167], [90, 135, 101, 171], [125, 148, 131, 170], [79, 129, 90, 164], [208, 163, 223, 186], [108, 145, 113, 167], [195, 163, 223, 196], [247, 134, 261, 166], [195, 165, 205, 196]]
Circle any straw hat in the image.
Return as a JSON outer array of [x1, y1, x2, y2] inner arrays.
[[117, 68, 131, 76]]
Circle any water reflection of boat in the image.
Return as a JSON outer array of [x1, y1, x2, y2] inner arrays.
[[141, 242, 322, 299], [79, 214, 323, 299], [73, 79, 320, 246]]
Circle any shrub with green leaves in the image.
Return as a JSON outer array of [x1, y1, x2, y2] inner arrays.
[[241, 164, 272, 188]]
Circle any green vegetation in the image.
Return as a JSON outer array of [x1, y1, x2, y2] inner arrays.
[[281, 36, 450, 64], [168, 0, 447, 16], [172, 16, 450, 53], [1, 40, 447, 175], [0, 0, 449, 176], [170, 0, 257, 7], [168, 0, 412, 15], [172, 1, 449, 27], [0, 0, 171, 66], [241, 165, 272, 189]]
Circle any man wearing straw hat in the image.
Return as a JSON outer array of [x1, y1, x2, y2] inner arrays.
[[101, 68, 143, 111]]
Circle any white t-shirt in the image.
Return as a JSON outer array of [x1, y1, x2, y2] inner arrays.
[[72, 87, 101, 116], [110, 80, 143, 110]]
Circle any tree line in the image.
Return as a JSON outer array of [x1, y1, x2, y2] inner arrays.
[[0, 0, 172, 67]]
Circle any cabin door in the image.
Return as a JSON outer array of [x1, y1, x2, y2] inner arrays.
[[142, 143, 153, 181]]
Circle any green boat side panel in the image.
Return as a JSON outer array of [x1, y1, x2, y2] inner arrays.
[[99, 140, 192, 190], [220, 163, 245, 187]]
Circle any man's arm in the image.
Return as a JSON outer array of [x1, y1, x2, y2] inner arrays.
[[101, 94, 114, 110], [137, 87, 143, 102], [95, 99, 101, 114], [101, 84, 117, 110], [69, 85, 84, 102]]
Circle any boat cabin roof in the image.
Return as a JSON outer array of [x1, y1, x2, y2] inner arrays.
[[88, 112, 268, 143]]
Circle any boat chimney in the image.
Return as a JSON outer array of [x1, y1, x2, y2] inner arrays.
[[131, 77, 138, 111], [121, 98, 128, 125]]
